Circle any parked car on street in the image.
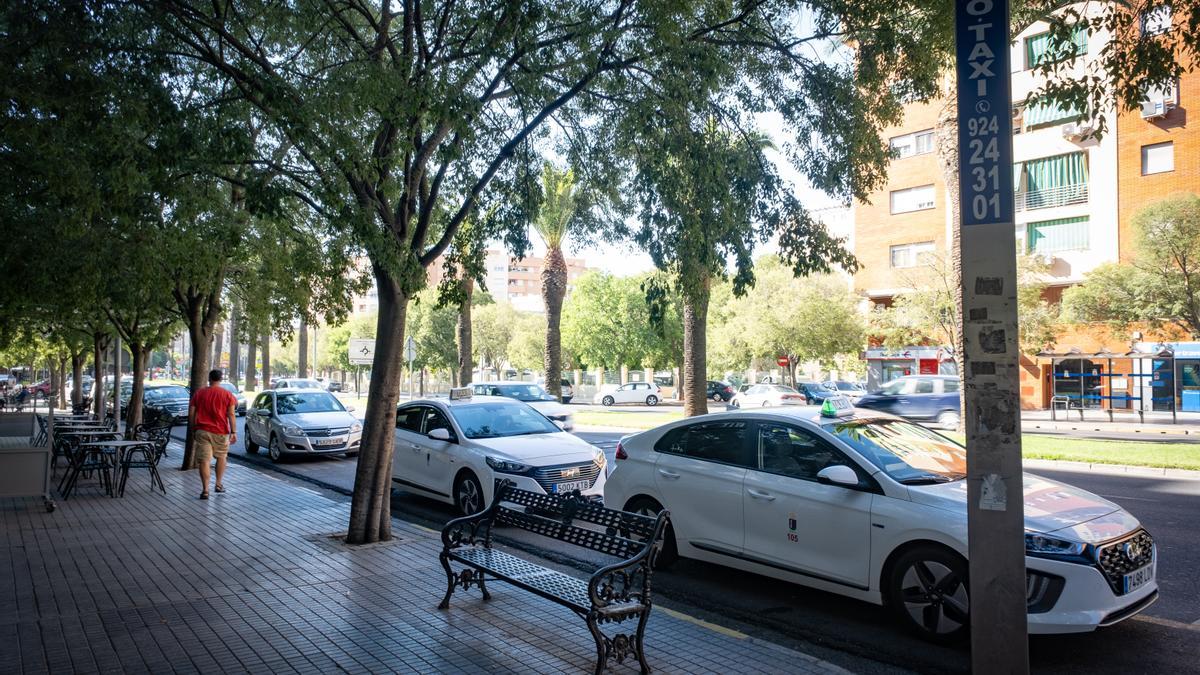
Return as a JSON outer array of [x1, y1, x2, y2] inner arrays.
[[141, 384, 192, 425], [856, 375, 960, 428], [29, 379, 53, 399], [470, 381, 574, 431], [707, 380, 735, 402], [325, 380, 344, 393], [604, 403, 1159, 641], [244, 389, 362, 462], [730, 384, 806, 408], [824, 380, 868, 401], [593, 382, 662, 406], [796, 380, 837, 404], [219, 382, 247, 416], [271, 377, 325, 390], [393, 391, 606, 515], [537, 377, 575, 403]]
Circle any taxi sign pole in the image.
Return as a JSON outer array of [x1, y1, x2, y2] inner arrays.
[[955, 0, 1028, 671]]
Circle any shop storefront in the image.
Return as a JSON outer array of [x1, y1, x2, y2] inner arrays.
[[864, 347, 957, 391]]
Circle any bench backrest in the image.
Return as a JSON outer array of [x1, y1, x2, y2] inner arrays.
[[495, 485, 661, 561]]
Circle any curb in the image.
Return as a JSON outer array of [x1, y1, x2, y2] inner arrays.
[[1024, 458, 1200, 479]]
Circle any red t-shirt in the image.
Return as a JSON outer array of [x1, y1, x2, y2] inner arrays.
[[191, 385, 236, 435]]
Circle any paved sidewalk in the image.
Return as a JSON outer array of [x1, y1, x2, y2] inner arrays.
[[0, 462, 847, 674]]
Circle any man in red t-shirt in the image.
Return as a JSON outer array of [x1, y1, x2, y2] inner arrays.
[[189, 369, 238, 499]]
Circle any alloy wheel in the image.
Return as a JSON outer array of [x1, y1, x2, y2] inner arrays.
[[899, 560, 969, 637], [456, 474, 483, 515]]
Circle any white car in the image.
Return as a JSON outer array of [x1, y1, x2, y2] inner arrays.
[[593, 382, 662, 406], [470, 382, 574, 431], [272, 377, 325, 390], [392, 392, 607, 515], [824, 380, 868, 401], [730, 383, 806, 408], [604, 403, 1158, 640]]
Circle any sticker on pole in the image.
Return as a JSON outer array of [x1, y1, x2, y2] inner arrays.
[[979, 473, 1007, 511]]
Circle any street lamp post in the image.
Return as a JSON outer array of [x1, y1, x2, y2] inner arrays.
[[954, 0, 1029, 671]]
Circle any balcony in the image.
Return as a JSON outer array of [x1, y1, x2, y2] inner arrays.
[[1015, 183, 1088, 212]]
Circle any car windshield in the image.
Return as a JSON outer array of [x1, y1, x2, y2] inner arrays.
[[145, 386, 189, 401], [219, 383, 240, 395], [826, 418, 966, 484], [448, 402, 561, 439], [835, 381, 864, 391], [768, 385, 797, 393], [275, 392, 345, 414], [880, 379, 910, 395], [288, 379, 323, 389], [489, 384, 554, 402]]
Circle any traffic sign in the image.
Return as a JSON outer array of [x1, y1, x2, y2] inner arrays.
[[776, 357, 789, 368], [405, 335, 416, 363], [349, 338, 374, 365]]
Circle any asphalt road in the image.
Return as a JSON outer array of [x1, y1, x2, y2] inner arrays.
[[169, 425, 1200, 674]]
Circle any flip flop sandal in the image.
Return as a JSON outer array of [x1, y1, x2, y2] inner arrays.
[[215, 485, 225, 493], [200, 492, 209, 500]]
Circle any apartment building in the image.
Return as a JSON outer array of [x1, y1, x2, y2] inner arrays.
[[350, 248, 592, 316], [854, 5, 1199, 409]]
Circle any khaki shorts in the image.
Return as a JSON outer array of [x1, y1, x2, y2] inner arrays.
[[194, 429, 230, 463]]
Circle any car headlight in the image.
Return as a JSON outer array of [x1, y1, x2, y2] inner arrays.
[[485, 456, 531, 474], [1025, 532, 1086, 557], [593, 449, 606, 467], [281, 424, 304, 437], [350, 422, 362, 433]]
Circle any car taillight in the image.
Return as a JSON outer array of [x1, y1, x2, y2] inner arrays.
[[724, 386, 733, 393], [615, 442, 628, 461]]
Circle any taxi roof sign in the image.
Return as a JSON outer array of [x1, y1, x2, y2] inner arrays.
[[820, 395, 854, 418], [448, 386, 473, 401]]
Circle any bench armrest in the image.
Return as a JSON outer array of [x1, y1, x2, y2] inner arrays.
[[587, 510, 671, 609], [440, 479, 510, 551]]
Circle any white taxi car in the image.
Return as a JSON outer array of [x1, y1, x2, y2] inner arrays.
[[604, 398, 1158, 640], [392, 390, 606, 515]]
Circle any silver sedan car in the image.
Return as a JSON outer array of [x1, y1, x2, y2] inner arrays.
[[244, 388, 362, 462]]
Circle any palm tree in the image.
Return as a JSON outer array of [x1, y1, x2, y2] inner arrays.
[[532, 163, 579, 401]]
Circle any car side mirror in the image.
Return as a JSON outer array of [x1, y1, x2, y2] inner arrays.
[[428, 427, 452, 442], [345, 405, 356, 412], [553, 420, 566, 430], [816, 465, 860, 487], [256, 409, 270, 417]]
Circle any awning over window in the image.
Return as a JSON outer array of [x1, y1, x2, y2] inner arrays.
[[1027, 216, 1089, 254], [1026, 28, 1088, 68], [1025, 151, 1087, 192], [1024, 98, 1083, 126]]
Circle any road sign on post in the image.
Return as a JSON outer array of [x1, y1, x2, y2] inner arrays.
[[348, 339, 374, 366], [955, 0, 1029, 671], [405, 335, 417, 400]]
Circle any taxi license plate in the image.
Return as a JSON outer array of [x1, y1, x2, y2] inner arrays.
[[1123, 564, 1153, 593], [554, 479, 590, 493], [314, 438, 343, 447]]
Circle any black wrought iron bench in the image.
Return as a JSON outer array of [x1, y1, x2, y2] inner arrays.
[[438, 482, 670, 675]]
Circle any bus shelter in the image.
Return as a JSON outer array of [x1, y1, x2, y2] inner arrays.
[[1036, 346, 1177, 423]]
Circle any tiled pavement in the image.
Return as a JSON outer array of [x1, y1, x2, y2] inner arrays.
[[0, 460, 848, 674]]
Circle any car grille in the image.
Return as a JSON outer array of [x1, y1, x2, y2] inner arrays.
[[304, 427, 350, 437], [1096, 530, 1154, 595], [530, 461, 601, 493]]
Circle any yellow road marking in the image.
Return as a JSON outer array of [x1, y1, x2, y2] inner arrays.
[[657, 606, 748, 639], [1132, 614, 1200, 632]]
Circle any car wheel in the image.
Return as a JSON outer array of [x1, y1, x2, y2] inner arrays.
[[761, 401, 770, 407], [937, 410, 960, 430], [730, 399, 740, 408], [625, 497, 678, 569], [268, 434, 285, 463], [886, 545, 970, 643], [711, 393, 722, 402], [245, 426, 258, 454], [601, 395, 615, 406], [454, 472, 484, 516], [645, 395, 658, 406]]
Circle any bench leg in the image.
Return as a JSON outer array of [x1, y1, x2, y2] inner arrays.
[[438, 552, 456, 610], [634, 609, 651, 674], [586, 612, 609, 675]]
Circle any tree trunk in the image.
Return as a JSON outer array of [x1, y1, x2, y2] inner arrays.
[[682, 275, 710, 417], [935, 95, 966, 433], [181, 317, 214, 469], [261, 334, 271, 389], [298, 318, 309, 377], [229, 308, 241, 386], [246, 335, 258, 391], [71, 351, 85, 407], [456, 276, 474, 387], [212, 324, 223, 370], [126, 343, 149, 435], [348, 268, 407, 544], [91, 333, 109, 420], [541, 246, 568, 400]]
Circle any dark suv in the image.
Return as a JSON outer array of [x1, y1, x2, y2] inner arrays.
[[706, 380, 735, 402], [856, 375, 961, 428]]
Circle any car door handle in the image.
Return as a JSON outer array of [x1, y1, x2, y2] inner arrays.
[[747, 489, 776, 501], [657, 469, 680, 480]]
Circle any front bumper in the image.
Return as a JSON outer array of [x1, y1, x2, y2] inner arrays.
[[281, 431, 363, 455], [1025, 554, 1158, 634], [489, 461, 608, 503]]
